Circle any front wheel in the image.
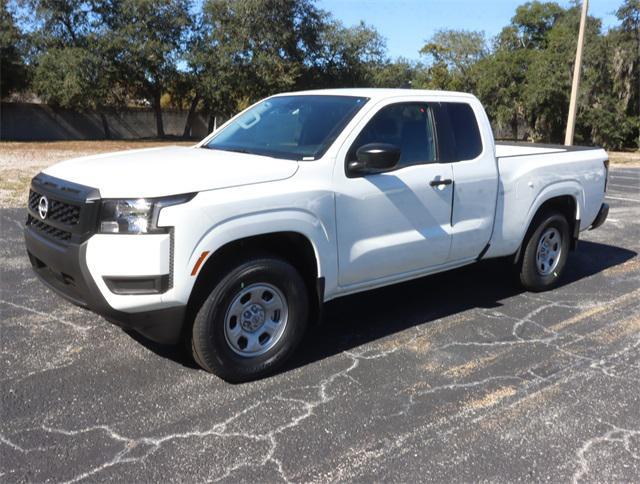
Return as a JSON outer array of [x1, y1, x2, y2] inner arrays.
[[519, 211, 571, 292], [191, 255, 309, 382]]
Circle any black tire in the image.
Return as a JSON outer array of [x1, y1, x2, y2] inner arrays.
[[519, 211, 571, 292], [191, 255, 309, 382]]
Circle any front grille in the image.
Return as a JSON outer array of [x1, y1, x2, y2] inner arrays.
[[27, 174, 101, 244], [28, 190, 81, 225], [26, 214, 72, 241]]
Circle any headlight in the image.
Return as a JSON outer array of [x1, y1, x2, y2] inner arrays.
[[99, 193, 195, 234]]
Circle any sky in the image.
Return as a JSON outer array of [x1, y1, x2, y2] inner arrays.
[[317, 0, 623, 60]]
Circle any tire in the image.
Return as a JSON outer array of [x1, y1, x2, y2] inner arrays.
[[519, 211, 571, 292], [191, 255, 309, 382]]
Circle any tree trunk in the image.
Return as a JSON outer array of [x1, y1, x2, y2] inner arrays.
[[182, 93, 200, 138], [208, 112, 216, 133], [153, 91, 165, 138], [100, 111, 111, 140], [511, 113, 518, 140]]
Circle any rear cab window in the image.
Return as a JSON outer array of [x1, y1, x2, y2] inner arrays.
[[431, 102, 483, 162]]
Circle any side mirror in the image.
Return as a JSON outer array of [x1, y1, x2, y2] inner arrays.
[[348, 143, 401, 176]]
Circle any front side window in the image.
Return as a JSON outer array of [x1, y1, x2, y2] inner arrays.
[[348, 103, 437, 169], [205, 95, 368, 160]]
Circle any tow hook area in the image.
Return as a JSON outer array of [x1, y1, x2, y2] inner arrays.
[[590, 203, 609, 230]]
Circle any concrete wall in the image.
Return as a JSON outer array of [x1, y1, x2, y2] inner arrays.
[[0, 102, 210, 141], [1, 101, 529, 143]]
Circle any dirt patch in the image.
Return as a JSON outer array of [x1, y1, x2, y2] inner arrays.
[[465, 386, 517, 410], [590, 314, 640, 345], [608, 150, 640, 166], [551, 289, 640, 332], [406, 335, 433, 354], [421, 360, 441, 372], [444, 354, 500, 379], [603, 257, 640, 277], [0, 140, 195, 207]]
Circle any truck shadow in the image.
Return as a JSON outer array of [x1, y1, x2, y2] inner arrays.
[[128, 240, 636, 375], [284, 239, 637, 373]]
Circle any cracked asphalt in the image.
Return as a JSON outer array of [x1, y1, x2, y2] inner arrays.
[[1, 167, 639, 483]]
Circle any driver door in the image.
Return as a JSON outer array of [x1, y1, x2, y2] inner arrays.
[[334, 101, 454, 288]]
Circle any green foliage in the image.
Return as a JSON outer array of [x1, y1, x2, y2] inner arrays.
[[370, 58, 417, 88], [474, 48, 532, 138], [611, 0, 639, 121], [28, 0, 95, 47], [418, 29, 487, 91], [95, 0, 193, 136], [420, 30, 487, 74], [1, 3, 29, 98], [310, 20, 386, 88], [32, 47, 115, 109], [3, 0, 638, 147], [27, 0, 118, 110], [406, 1, 639, 149], [188, 1, 385, 119], [191, 0, 324, 117], [26, 0, 192, 136], [510, 1, 563, 48]]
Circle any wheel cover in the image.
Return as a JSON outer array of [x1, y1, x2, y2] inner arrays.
[[223, 283, 289, 357], [535, 227, 562, 276]]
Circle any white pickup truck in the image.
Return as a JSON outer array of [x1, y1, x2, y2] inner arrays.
[[25, 88, 609, 381]]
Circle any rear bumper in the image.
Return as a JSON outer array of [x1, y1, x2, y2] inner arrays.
[[589, 203, 609, 230], [24, 226, 185, 344]]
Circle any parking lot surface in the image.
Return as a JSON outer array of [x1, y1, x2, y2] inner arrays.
[[1, 167, 639, 482]]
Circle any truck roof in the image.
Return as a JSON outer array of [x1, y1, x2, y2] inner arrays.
[[273, 88, 477, 101]]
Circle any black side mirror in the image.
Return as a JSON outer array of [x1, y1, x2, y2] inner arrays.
[[348, 143, 401, 176]]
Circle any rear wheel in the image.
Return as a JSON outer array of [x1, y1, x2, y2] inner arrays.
[[191, 255, 309, 382], [519, 211, 570, 292]]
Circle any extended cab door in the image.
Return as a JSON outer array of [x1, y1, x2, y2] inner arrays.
[[333, 100, 454, 288], [431, 101, 498, 261]]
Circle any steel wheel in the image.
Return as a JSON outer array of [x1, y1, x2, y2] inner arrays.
[[223, 283, 289, 357], [535, 227, 562, 276]]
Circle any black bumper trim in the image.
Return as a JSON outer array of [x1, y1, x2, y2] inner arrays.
[[25, 226, 185, 344], [570, 217, 581, 250], [589, 203, 609, 230], [104, 275, 170, 295]]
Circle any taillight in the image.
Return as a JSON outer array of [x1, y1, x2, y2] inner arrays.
[[603, 159, 609, 192]]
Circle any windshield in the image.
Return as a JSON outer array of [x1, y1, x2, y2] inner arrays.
[[204, 95, 369, 160]]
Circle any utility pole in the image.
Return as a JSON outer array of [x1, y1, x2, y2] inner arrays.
[[565, 0, 589, 146]]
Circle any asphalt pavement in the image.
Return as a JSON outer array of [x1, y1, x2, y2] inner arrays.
[[1, 167, 639, 483]]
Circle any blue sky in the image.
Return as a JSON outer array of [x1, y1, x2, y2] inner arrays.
[[317, 0, 623, 60]]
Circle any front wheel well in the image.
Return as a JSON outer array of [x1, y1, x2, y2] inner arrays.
[[185, 232, 321, 335], [515, 195, 578, 264]]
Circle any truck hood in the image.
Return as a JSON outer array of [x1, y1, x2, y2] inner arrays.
[[42, 146, 299, 198]]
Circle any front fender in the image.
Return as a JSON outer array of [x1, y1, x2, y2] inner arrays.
[[177, 208, 337, 304]]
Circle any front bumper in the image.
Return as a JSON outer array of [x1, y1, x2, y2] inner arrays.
[[24, 175, 186, 345], [25, 226, 185, 344]]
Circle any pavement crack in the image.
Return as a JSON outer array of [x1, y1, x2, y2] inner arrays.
[[28, 355, 365, 484], [1, 299, 95, 332], [0, 434, 49, 453], [572, 421, 640, 483]]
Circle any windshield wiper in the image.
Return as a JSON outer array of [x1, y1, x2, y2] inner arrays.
[[203, 146, 252, 155]]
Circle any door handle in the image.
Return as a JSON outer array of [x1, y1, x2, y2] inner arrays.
[[430, 178, 453, 187]]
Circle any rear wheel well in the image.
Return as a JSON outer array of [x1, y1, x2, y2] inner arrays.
[[515, 195, 578, 264], [185, 232, 321, 336]]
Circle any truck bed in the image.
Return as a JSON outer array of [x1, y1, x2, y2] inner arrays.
[[485, 141, 608, 260], [495, 141, 601, 159]]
